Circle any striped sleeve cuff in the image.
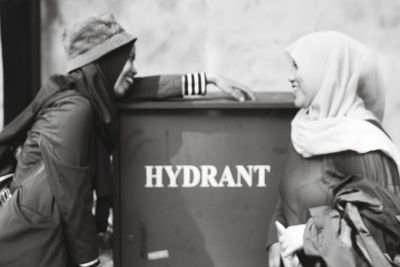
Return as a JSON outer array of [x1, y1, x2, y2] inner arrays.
[[79, 258, 100, 267], [181, 72, 207, 97]]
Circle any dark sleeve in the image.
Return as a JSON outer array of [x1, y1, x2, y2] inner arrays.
[[121, 73, 207, 101], [302, 150, 400, 259], [327, 150, 400, 193], [38, 95, 99, 265], [124, 75, 182, 100], [303, 206, 355, 265]]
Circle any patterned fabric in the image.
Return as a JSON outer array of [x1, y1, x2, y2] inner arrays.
[[62, 13, 136, 72], [181, 72, 207, 96]]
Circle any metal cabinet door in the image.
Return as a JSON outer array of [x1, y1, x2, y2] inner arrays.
[[116, 107, 295, 267]]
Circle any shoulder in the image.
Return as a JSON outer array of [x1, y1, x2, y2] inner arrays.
[[42, 74, 92, 110], [327, 150, 396, 176], [329, 150, 390, 163], [52, 91, 92, 114], [286, 142, 325, 164], [36, 90, 93, 126]]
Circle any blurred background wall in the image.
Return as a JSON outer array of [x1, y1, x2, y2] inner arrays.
[[41, 0, 400, 145]]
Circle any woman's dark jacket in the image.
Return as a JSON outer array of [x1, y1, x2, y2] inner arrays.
[[0, 67, 183, 266]]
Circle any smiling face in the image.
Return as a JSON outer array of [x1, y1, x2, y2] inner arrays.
[[113, 45, 138, 97], [287, 53, 317, 108]]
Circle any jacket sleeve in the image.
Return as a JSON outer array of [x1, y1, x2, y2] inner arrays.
[[121, 73, 207, 101], [303, 206, 356, 266], [38, 94, 99, 265]]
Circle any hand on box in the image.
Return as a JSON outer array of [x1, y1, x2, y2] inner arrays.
[[206, 73, 256, 102]]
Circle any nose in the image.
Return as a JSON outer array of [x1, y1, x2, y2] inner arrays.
[[131, 65, 138, 76], [288, 70, 296, 83]]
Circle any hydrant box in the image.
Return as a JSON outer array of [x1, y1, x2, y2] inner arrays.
[[115, 92, 296, 267]]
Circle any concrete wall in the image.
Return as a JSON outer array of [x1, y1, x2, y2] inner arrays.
[[41, 0, 400, 145]]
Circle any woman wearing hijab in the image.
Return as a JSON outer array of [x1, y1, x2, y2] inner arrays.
[[266, 31, 400, 267], [0, 14, 254, 267]]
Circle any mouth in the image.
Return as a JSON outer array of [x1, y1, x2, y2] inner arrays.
[[291, 85, 302, 96], [126, 76, 134, 85]]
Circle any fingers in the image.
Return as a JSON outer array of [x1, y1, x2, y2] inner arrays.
[[279, 241, 295, 258], [213, 73, 255, 102], [229, 88, 246, 102], [281, 247, 292, 258], [278, 235, 295, 258], [234, 85, 256, 101], [268, 254, 281, 267], [245, 89, 256, 101], [229, 79, 256, 101], [227, 85, 257, 102], [214, 80, 244, 102], [267, 243, 281, 267]]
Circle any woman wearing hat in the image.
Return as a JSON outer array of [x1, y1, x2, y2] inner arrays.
[[0, 14, 254, 267], [267, 31, 400, 267]]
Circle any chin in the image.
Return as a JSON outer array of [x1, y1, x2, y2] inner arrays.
[[293, 98, 304, 108]]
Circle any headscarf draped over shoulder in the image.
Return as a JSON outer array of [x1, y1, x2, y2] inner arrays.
[[287, 31, 400, 175]]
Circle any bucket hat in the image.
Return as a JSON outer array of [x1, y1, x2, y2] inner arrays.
[[62, 13, 137, 72]]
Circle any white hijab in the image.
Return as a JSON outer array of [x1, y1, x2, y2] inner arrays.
[[288, 31, 400, 173]]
